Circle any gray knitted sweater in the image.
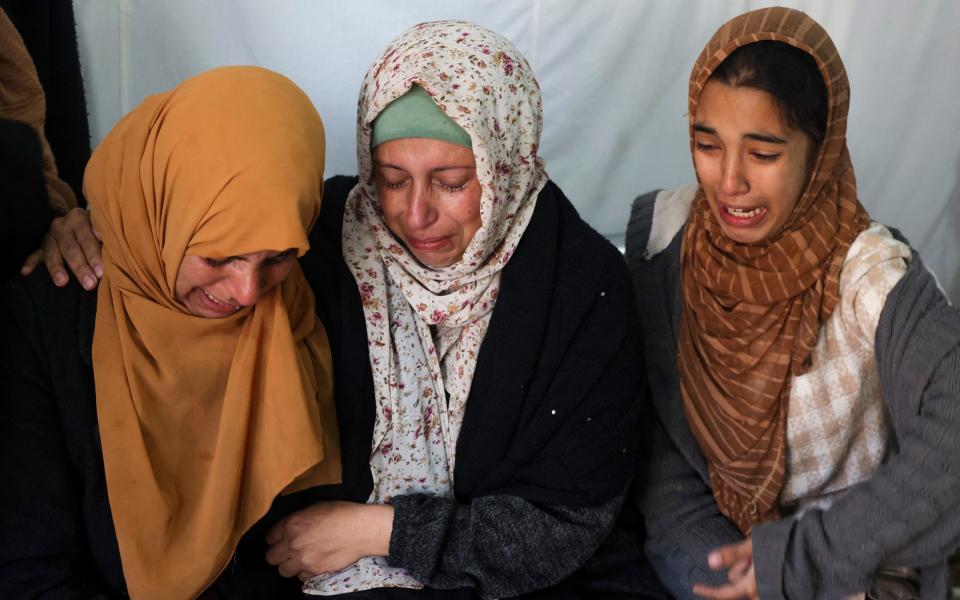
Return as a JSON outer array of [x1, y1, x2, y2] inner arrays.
[[627, 190, 960, 599]]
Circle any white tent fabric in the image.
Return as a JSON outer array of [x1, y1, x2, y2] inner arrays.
[[74, 0, 960, 303]]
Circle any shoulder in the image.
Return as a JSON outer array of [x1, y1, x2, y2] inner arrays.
[[625, 183, 697, 265], [837, 222, 911, 344], [323, 174, 358, 209], [542, 180, 632, 296], [623, 186, 690, 336], [315, 175, 359, 241], [305, 175, 358, 288]]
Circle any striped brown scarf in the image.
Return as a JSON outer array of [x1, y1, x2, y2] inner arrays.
[[678, 7, 871, 534]]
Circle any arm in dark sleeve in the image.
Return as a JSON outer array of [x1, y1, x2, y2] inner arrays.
[[389, 492, 622, 599], [0, 282, 113, 599], [625, 187, 740, 596], [752, 258, 960, 599], [638, 412, 741, 599]]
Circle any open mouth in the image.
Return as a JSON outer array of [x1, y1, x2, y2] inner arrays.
[[200, 288, 240, 313], [725, 205, 766, 218], [718, 202, 768, 226]]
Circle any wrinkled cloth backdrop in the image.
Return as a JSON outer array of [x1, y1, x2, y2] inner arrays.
[[74, 0, 960, 303]]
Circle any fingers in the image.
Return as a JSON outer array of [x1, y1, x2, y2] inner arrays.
[[264, 537, 288, 566], [692, 579, 755, 600], [708, 539, 753, 570], [694, 558, 757, 600], [727, 558, 751, 582], [266, 537, 316, 581], [265, 520, 284, 546], [41, 234, 70, 287], [276, 557, 302, 578], [20, 249, 43, 277], [50, 209, 101, 290], [75, 222, 104, 279]]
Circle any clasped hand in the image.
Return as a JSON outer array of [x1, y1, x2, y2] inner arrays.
[[693, 538, 758, 600], [264, 500, 394, 582]]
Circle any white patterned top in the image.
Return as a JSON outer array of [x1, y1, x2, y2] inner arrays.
[[781, 222, 910, 507]]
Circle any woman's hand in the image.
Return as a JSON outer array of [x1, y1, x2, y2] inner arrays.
[[265, 501, 394, 581], [692, 538, 758, 600], [20, 207, 103, 290]]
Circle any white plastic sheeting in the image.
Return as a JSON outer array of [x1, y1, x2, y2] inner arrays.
[[73, 0, 960, 302]]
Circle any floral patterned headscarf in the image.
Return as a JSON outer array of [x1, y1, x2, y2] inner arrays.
[[308, 21, 547, 594]]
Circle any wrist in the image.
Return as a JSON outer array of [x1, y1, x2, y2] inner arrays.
[[364, 503, 395, 557]]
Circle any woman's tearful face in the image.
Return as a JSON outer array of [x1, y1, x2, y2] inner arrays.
[[373, 137, 483, 268], [693, 80, 815, 244], [175, 248, 297, 317]]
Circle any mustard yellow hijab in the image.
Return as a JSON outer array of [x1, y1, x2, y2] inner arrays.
[[84, 66, 340, 599]]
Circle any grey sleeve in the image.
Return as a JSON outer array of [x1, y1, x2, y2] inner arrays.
[[752, 254, 960, 600], [753, 343, 960, 599], [639, 415, 742, 599], [386, 492, 622, 599]]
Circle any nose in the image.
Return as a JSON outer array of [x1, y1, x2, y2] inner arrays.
[[404, 181, 438, 231], [225, 264, 264, 307], [720, 154, 749, 196]]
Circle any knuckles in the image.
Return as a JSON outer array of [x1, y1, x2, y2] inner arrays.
[[63, 207, 88, 225]]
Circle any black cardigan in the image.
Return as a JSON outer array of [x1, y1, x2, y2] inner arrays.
[[302, 177, 653, 598], [0, 274, 335, 598]]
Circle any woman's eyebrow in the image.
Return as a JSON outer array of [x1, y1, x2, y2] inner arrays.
[[373, 162, 474, 172], [217, 249, 295, 263], [432, 165, 475, 172], [744, 132, 787, 144], [694, 123, 786, 144]]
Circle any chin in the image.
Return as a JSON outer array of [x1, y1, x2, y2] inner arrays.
[[415, 254, 457, 269], [718, 225, 770, 245]]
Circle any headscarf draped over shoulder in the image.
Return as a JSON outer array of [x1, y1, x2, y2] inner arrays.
[[678, 7, 871, 534], [84, 66, 340, 599]]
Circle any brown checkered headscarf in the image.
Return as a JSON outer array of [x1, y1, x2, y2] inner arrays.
[[678, 7, 871, 534]]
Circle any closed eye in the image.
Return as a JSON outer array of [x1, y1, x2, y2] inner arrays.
[[437, 181, 468, 193], [265, 250, 296, 265], [204, 257, 234, 267]]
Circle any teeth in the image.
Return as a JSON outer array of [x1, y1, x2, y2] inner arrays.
[[726, 206, 765, 218], [203, 289, 232, 308]]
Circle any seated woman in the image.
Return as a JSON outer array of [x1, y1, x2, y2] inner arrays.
[[627, 7, 960, 599], [19, 21, 651, 599], [0, 66, 340, 599], [265, 21, 646, 598]]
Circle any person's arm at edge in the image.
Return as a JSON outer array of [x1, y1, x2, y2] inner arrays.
[[0, 279, 113, 598]]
